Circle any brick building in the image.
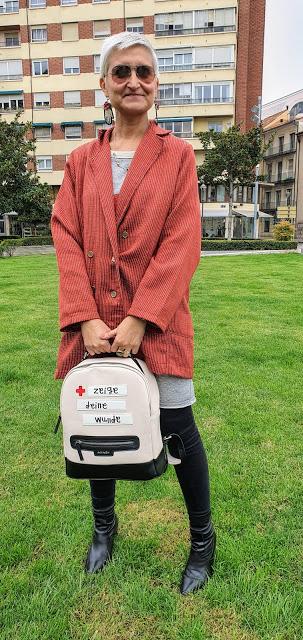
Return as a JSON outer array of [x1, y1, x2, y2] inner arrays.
[[0, 0, 265, 216]]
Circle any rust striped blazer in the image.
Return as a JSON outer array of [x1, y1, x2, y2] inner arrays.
[[51, 120, 201, 379]]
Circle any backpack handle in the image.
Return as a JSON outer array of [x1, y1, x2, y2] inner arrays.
[[83, 351, 145, 374]]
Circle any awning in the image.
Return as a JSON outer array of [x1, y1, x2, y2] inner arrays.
[[203, 210, 227, 218], [0, 90, 23, 96], [60, 121, 83, 128], [232, 209, 272, 218], [157, 117, 193, 123], [32, 122, 53, 128], [94, 120, 106, 124]]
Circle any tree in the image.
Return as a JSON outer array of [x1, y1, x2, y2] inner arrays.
[[196, 124, 268, 240], [0, 112, 52, 230]]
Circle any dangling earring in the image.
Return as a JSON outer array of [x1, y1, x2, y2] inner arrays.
[[154, 99, 159, 124], [104, 100, 114, 126]]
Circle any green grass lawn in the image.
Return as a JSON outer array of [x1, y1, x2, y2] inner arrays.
[[0, 253, 302, 640]]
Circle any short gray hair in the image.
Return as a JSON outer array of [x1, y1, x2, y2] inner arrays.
[[100, 31, 159, 78]]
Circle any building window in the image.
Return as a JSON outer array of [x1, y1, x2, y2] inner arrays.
[[155, 12, 192, 36], [62, 22, 79, 41], [277, 161, 283, 181], [286, 189, 292, 205], [276, 190, 281, 207], [31, 26, 47, 42], [195, 45, 234, 69], [34, 92, 50, 108], [29, 0, 46, 7], [0, 0, 19, 14], [265, 191, 272, 208], [64, 90, 81, 107], [266, 163, 272, 181], [194, 82, 232, 104], [92, 0, 111, 3], [159, 83, 192, 104], [0, 59, 22, 80], [278, 136, 284, 153], [0, 93, 23, 111], [94, 54, 100, 74], [208, 122, 223, 132], [95, 122, 110, 137], [64, 125, 82, 139], [290, 132, 296, 149], [264, 219, 270, 233], [34, 126, 51, 139], [93, 20, 110, 38], [160, 119, 192, 138], [61, 0, 77, 5], [95, 89, 106, 106], [0, 31, 20, 47], [126, 18, 144, 33], [155, 8, 236, 36], [36, 156, 52, 171], [63, 57, 80, 74], [32, 59, 48, 76]]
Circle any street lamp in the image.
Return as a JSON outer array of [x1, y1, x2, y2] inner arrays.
[[200, 181, 207, 237]]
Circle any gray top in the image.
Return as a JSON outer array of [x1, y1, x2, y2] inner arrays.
[[110, 151, 196, 409]]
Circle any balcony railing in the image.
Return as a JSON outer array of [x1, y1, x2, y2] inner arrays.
[[158, 96, 233, 105], [270, 171, 295, 183], [0, 74, 23, 81], [155, 25, 236, 37], [262, 199, 295, 210], [265, 142, 296, 157], [0, 38, 20, 47], [158, 61, 235, 72]]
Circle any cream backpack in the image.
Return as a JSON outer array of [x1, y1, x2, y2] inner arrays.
[[56, 354, 183, 480]]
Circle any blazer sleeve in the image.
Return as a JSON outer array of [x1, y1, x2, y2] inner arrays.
[[128, 144, 201, 332], [51, 155, 100, 332]]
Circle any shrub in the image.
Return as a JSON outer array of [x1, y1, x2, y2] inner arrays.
[[201, 239, 297, 251], [272, 221, 294, 241], [20, 236, 53, 246], [0, 239, 22, 257]]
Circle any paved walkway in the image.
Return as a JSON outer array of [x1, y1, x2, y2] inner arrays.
[[12, 245, 303, 257]]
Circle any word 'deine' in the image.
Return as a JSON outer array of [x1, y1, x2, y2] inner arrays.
[[77, 399, 126, 411], [83, 413, 133, 426], [88, 384, 127, 397]]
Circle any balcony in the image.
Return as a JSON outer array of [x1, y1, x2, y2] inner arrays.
[[0, 31, 20, 47], [271, 171, 295, 184], [265, 142, 296, 158], [155, 25, 236, 37], [0, 73, 23, 81], [261, 199, 295, 213], [158, 61, 235, 72], [158, 96, 233, 106]]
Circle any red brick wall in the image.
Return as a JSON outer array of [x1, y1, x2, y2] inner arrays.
[[81, 89, 95, 107], [53, 155, 66, 171], [22, 59, 31, 76], [48, 24, 62, 41], [236, 0, 266, 131], [83, 122, 95, 139], [81, 55, 94, 73], [52, 124, 64, 140], [111, 18, 125, 34], [51, 92, 64, 108], [79, 21, 93, 39], [49, 57, 63, 75], [20, 25, 29, 44], [144, 16, 154, 35]]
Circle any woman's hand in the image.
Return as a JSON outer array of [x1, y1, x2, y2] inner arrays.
[[81, 319, 112, 356], [103, 316, 146, 356]]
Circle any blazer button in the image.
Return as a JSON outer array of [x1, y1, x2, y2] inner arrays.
[[87, 250, 94, 258], [110, 290, 117, 298], [121, 230, 128, 239], [111, 256, 116, 264]]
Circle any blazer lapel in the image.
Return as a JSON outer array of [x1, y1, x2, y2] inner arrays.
[[89, 127, 119, 260], [115, 121, 167, 227]]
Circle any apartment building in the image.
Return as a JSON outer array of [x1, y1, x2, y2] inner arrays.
[[0, 0, 265, 207], [260, 94, 303, 237]]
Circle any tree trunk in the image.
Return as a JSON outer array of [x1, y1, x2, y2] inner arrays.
[[227, 181, 233, 241]]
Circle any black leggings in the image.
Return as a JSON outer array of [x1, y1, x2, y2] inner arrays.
[[90, 406, 211, 525]]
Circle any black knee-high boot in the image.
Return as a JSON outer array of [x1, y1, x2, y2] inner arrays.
[[85, 479, 118, 574], [160, 406, 216, 595]]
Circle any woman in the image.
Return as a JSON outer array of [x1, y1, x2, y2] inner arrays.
[[51, 31, 215, 595]]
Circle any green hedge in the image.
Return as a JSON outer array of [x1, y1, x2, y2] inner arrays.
[[19, 236, 53, 246], [201, 239, 298, 251], [0, 235, 20, 240]]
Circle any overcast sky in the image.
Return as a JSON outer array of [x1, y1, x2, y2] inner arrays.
[[262, 0, 303, 104]]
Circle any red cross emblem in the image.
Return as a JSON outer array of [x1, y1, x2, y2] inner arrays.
[[76, 385, 86, 396]]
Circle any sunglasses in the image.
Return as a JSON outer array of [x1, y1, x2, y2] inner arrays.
[[109, 64, 155, 84]]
